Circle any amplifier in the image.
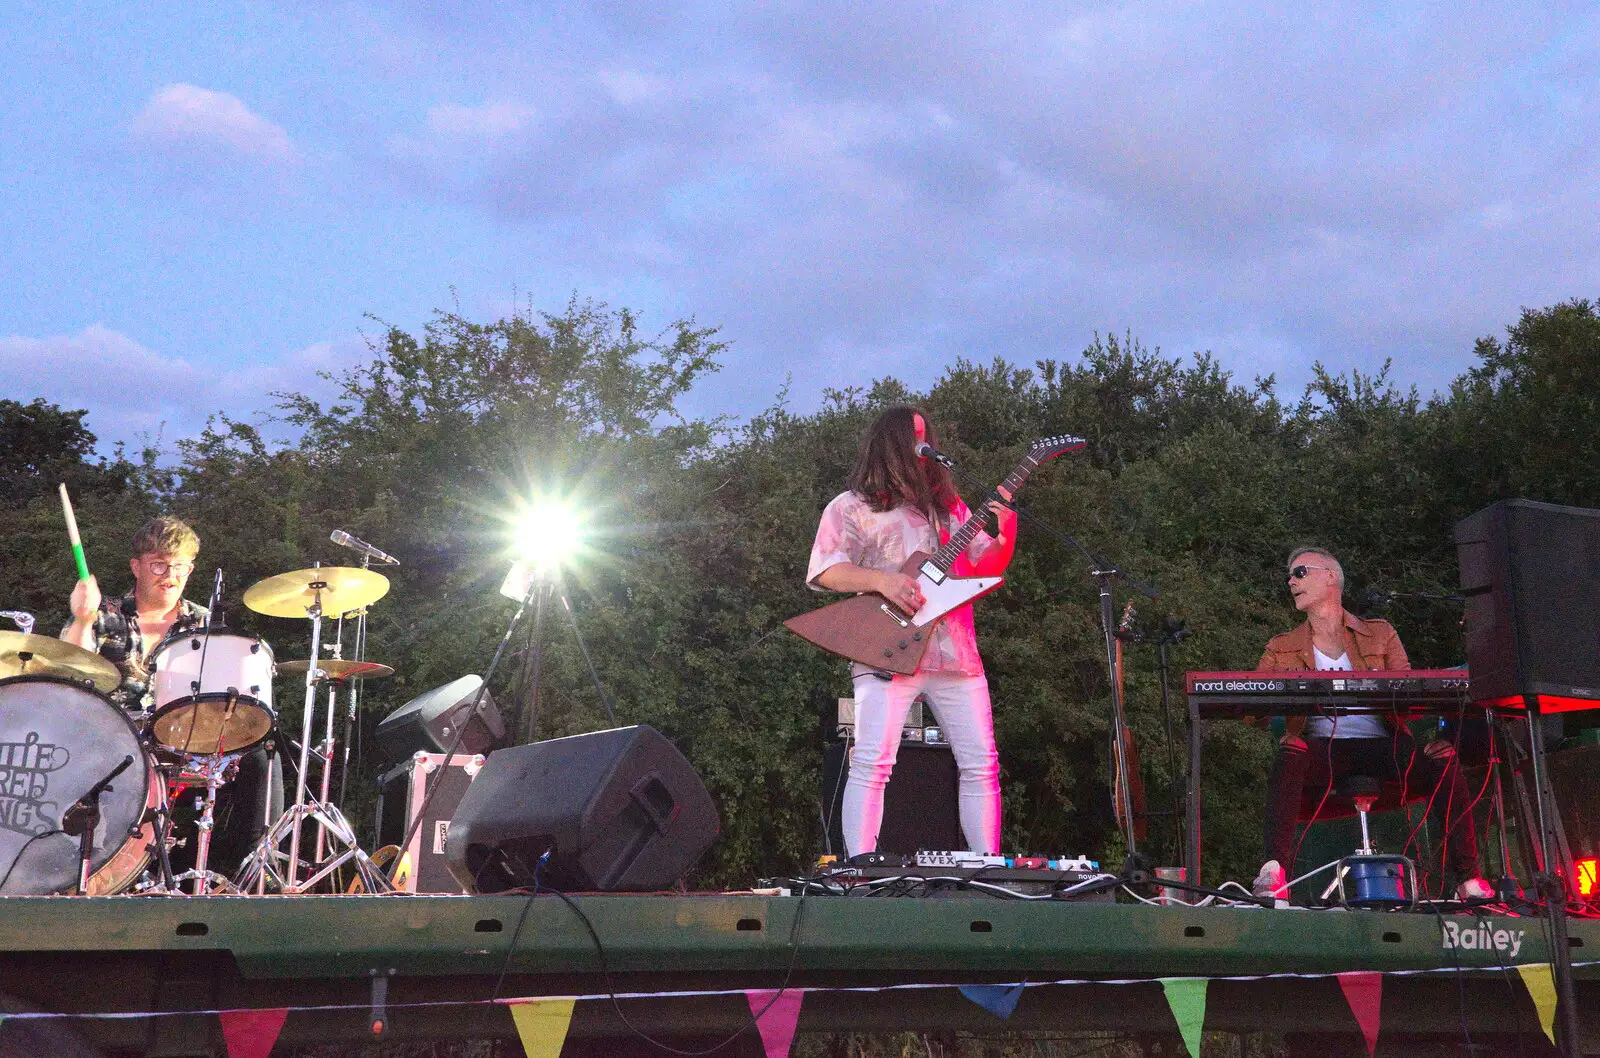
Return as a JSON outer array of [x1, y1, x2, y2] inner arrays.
[[375, 752, 486, 893]]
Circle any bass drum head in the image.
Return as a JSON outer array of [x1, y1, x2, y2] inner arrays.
[[0, 675, 151, 894]]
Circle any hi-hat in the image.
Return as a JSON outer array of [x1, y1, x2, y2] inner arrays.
[[277, 659, 395, 681], [0, 631, 121, 692], [243, 567, 390, 619]]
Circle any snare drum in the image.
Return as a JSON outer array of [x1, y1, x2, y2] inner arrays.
[[149, 633, 275, 755], [0, 675, 157, 895]]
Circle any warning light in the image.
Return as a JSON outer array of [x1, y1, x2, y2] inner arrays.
[[1577, 858, 1598, 897]]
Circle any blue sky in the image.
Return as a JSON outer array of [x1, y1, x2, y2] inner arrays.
[[3, 1, 1596, 453]]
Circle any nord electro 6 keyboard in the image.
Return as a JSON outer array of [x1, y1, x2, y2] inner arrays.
[[1185, 669, 1479, 720]]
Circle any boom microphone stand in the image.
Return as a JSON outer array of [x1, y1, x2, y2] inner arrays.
[[940, 454, 1158, 862]]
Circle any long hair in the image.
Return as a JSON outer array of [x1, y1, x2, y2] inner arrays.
[[848, 405, 960, 523]]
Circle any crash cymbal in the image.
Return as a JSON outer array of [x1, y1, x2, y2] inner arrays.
[[243, 567, 390, 619], [277, 659, 395, 681], [0, 631, 121, 692]]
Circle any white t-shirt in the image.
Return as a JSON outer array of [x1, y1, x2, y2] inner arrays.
[[1303, 646, 1387, 739]]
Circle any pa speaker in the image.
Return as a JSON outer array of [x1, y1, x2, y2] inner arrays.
[[1455, 498, 1600, 712], [443, 725, 719, 893], [375, 675, 506, 763], [822, 742, 961, 855]]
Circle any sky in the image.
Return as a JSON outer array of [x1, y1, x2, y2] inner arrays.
[[2, 1, 1596, 455]]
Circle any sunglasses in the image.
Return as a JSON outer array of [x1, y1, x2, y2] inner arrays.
[[1288, 564, 1333, 579]]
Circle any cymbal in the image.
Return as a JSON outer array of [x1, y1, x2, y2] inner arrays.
[[243, 567, 390, 619], [277, 659, 395, 681], [0, 631, 121, 692]]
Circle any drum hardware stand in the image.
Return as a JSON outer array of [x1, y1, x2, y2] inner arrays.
[[168, 749, 243, 895], [338, 555, 373, 815], [63, 754, 135, 894], [236, 564, 392, 894]]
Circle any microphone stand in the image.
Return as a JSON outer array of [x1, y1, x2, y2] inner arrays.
[[63, 755, 134, 894], [941, 456, 1158, 864]]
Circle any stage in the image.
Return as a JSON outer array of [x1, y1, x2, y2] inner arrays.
[[0, 891, 1593, 1055]]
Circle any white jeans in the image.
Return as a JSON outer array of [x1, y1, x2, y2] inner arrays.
[[841, 670, 1001, 856]]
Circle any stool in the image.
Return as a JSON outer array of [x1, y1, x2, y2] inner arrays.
[[1314, 773, 1419, 910]]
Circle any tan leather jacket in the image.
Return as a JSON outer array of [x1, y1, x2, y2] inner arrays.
[[1256, 610, 1410, 737]]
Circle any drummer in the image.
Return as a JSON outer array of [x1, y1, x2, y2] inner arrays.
[[60, 516, 279, 876], [61, 516, 208, 709]]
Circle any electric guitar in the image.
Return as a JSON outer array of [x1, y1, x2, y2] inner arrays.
[[785, 434, 1086, 674]]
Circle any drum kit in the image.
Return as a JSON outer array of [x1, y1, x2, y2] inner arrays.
[[0, 563, 399, 897]]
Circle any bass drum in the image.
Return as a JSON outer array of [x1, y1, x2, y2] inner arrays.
[[0, 675, 155, 894]]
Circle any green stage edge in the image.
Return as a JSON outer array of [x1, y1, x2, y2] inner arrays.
[[1, 894, 1593, 1051]]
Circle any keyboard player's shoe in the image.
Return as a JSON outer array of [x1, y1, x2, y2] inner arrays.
[[1252, 859, 1290, 907]]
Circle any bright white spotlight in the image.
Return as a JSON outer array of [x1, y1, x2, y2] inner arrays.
[[501, 498, 587, 600]]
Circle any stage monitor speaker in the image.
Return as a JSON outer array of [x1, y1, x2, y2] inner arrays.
[[375, 675, 506, 763], [375, 752, 484, 894], [822, 741, 961, 856], [1455, 498, 1600, 712], [443, 725, 719, 893]]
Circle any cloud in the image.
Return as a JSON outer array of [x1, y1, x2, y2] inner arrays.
[[131, 83, 296, 163], [426, 100, 537, 141], [0, 326, 368, 455]]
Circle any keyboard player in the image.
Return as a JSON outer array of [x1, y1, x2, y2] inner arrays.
[[1251, 546, 1490, 903]]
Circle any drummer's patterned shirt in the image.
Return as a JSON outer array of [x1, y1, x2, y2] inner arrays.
[[65, 595, 210, 711]]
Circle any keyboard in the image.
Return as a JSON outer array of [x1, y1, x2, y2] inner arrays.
[[1184, 669, 1486, 718]]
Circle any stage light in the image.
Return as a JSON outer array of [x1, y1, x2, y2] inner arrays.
[[501, 497, 588, 600], [1578, 857, 1597, 898]]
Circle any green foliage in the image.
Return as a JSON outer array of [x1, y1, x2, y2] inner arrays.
[[3, 297, 1594, 893]]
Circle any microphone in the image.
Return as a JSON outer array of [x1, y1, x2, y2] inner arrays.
[[330, 529, 400, 566], [1357, 588, 1392, 612], [915, 442, 955, 468]]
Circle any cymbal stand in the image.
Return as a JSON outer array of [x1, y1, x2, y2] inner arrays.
[[235, 564, 392, 894], [338, 554, 372, 814]]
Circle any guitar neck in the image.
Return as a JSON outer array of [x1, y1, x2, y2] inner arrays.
[[928, 454, 1039, 573]]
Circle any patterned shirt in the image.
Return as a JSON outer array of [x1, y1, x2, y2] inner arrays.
[[65, 594, 210, 711], [806, 491, 995, 676]]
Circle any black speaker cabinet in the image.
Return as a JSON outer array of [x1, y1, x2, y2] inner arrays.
[[822, 741, 962, 856], [443, 725, 719, 893], [1456, 498, 1600, 712], [375, 675, 506, 763]]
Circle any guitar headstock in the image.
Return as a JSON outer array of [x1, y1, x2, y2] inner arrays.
[[1028, 433, 1088, 464]]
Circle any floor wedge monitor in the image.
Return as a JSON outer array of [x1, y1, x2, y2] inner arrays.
[[443, 725, 719, 893]]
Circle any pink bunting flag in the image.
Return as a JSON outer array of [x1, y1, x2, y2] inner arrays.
[[1337, 972, 1383, 1056], [219, 1007, 289, 1058], [745, 988, 805, 1058]]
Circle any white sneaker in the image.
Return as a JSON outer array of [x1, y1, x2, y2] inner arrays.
[[1253, 859, 1289, 906], [1456, 876, 1494, 901]]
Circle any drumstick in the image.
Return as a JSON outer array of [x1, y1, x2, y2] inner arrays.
[[58, 483, 91, 581]]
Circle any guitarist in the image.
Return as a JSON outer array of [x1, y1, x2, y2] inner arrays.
[[806, 405, 1016, 857]]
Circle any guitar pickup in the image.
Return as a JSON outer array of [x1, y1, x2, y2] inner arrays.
[[879, 603, 910, 628], [919, 562, 946, 585]]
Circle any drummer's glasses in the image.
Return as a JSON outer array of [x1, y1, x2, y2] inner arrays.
[[1288, 564, 1333, 580], [145, 559, 195, 577]]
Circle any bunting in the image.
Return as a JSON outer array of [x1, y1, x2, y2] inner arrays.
[[218, 1007, 289, 1058], [508, 998, 576, 1058], [1160, 978, 1207, 1058], [958, 984, 1026, 1019], [1515, 963, 1557, 1045], [745, 989, 805, 1058], [1336, 972, 1382, 1056]]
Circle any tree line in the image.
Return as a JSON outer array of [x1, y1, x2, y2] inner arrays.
[[3, 296, 1597, 888]]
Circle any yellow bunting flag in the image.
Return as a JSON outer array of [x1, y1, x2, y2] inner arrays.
[[1160, 977, 1208, 1058], [1516, 963, 1557, 1045], [509, 998, 576, 1058]]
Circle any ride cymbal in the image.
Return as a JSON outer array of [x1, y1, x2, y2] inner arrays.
[[0, 631, 121, 692], [276, 659, 395, 681], [243, 567, 390, 619]]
